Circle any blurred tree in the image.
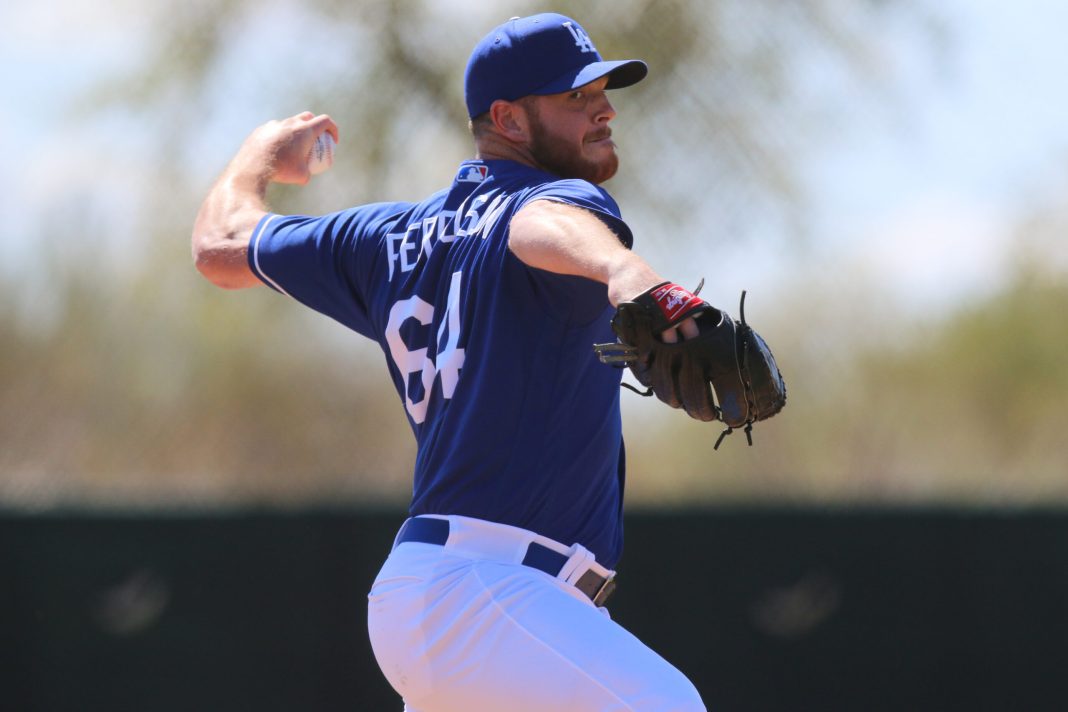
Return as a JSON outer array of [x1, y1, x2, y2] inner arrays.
[[2, 0, 951, 508], [626, 222, 1068, 506], [846, 267, 1068, 499], [95, 0, 938, 234]]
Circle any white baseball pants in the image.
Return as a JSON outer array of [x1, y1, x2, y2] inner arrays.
[[367, 515, 706, 711]]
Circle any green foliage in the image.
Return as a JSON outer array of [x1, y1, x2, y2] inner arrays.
[[4, 0, 987, 508], [0, 223, 414, 507], [628, 267, 1068, 506], [851, 270, 1068, 489]]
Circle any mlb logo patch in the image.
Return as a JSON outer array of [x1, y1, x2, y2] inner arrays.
[[457, 164, 489, 183]]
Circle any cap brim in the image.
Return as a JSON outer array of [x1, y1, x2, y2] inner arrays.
[[534, 59, 648, 96]]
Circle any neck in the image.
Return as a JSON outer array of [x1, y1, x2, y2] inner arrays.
[[474, 134, 548, 174]]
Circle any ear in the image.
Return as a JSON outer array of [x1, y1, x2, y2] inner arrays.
[[488, 99, 531, 143]]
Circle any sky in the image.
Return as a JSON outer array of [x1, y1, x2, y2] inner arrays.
[[802, 0, 1068, 309], [3, 0, 1068, 316]]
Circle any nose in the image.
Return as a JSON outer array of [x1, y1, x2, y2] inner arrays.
[[594, 92, 616, 123]]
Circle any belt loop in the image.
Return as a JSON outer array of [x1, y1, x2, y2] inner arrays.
[[558, 543, 595, 586], [391, 517, 413, 551]]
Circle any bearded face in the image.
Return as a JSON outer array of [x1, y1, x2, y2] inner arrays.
[[520, 86, 620, 185]]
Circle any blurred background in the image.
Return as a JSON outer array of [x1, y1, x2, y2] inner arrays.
[[3, 0, 1068, 709], [3, 0, 1068, 507]]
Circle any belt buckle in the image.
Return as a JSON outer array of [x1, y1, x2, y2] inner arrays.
[[592, 575, 617, 607], [574, 568, 617, 606]]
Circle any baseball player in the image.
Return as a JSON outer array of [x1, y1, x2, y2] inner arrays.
[[193, 13, 710, 711]]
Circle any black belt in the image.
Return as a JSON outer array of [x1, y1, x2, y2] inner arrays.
[[396, 517, 617, 606]]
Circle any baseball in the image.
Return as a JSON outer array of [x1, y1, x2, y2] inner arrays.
[[307, 132, 335, 175]]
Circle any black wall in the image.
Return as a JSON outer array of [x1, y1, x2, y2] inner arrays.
[[3, 509, 1067, 711]]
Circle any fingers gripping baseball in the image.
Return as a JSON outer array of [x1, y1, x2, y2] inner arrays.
[[244, 112, 339, 185]]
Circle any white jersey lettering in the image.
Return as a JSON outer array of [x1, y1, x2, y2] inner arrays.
[[384, 270, 466, 423]]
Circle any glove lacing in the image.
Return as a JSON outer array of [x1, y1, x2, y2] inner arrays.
[[713, 290, 756, 450]]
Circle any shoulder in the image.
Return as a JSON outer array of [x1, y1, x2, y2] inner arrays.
[[524, 178, 620, 214], [486, 162, 620, 214], [515, 179, 631, 248]]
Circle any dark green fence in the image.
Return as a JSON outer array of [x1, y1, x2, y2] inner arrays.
[[3, 509, 1067, 711]]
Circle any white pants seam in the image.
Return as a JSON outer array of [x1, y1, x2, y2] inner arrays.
[[471, 563, 635, 712]]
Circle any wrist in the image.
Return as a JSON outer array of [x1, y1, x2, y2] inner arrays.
[[632, 281, 708, 329], [605, 257, 663, 307], [225, 151, 274, 194]]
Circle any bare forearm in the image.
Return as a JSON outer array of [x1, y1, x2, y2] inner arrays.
[[509, 199, 701, 340], [191, 169, 270, 288], [599, 250, 664, 307], [198, 160, 272, 239]]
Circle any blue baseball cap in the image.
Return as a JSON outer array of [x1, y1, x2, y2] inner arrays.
[[464, 13, 648, 119]]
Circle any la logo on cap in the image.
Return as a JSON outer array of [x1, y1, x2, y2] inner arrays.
[[563, 21, 596, 53]]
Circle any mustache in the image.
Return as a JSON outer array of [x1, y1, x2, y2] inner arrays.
[[587, 128, 613, 142]]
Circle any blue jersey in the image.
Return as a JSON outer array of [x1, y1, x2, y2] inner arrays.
[[248, 159, 633, 567]]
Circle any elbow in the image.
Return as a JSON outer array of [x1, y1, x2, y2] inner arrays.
[[191, 230, 210, 274], [191, 229, 255, 290], [190, 192, 263, 288], [191, 229, 219, 282], [190, 212, 216, 270], [192, 245, 220, 286]]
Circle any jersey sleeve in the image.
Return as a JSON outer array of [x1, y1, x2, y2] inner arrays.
[[505, 179, 633, 326], [247, 203, 409, 339], [519, 178, 634, 248]]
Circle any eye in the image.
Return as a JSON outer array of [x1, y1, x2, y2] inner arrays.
[[568, 90, 584, 100]]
